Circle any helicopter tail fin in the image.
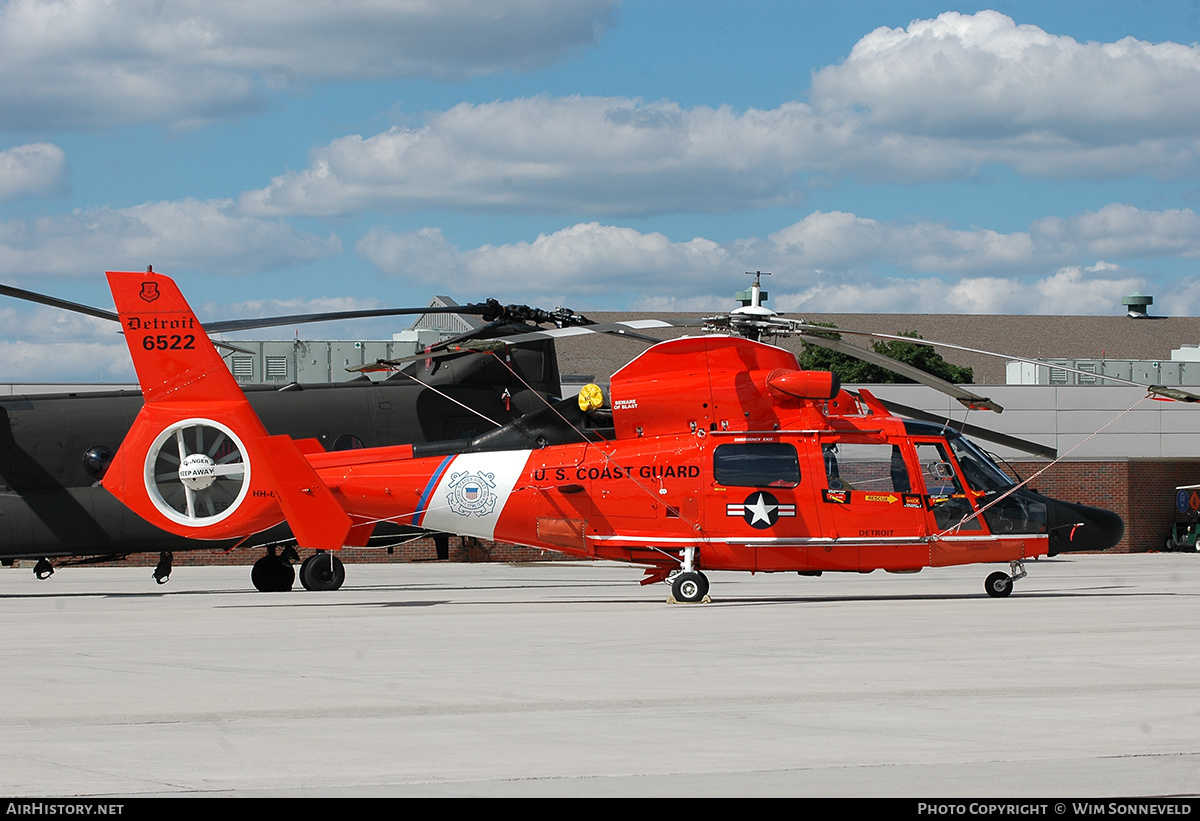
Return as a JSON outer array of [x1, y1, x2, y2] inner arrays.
[[100, 270, 352, 548]]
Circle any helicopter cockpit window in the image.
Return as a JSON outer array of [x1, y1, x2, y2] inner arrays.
[[914, 441, 983, 531], [713, 443, 799, 488], [822, 443, 911, 492], [947, 435, 1047, 535], [82, 445, 114, 481], [947, 436, 1015, 493]]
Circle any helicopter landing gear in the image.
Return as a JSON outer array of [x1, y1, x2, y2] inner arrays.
[[299, 552, 345, 591], [33, 558, 54, 580], [671, 571, 710, 603], [984, 560, 1027, 598], [669, 546, 710, 603], [984, 572, 1012, 598], [153, 552, 173, 585], [251, 546, 297, 592]]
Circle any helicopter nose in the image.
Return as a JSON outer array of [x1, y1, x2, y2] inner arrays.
[[1045, 499, 1125, 554]]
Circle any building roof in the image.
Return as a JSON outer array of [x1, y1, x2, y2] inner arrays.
[[409, 296, 484, 334]]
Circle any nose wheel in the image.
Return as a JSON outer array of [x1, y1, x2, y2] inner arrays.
[[984, 561, 1026, 598], [984, 571, 1012, 598]]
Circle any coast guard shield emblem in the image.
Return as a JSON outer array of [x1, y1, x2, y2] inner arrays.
[[447, 470, 497, 517]]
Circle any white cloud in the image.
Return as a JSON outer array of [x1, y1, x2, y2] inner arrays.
[[767, 212, 1037, 274], [0, 199, 341, 280], [353, 205, 1200, 315], [1032, 204, 1200, 259], [0, 306, 131, 382], [0, 340, 134, 382], [238, 10, 1200, 218], [0, 0, 617, 129], [774, 262, 1146, 316], [357, 222, 731, 304], [241, 97, 819, 217], [0, 143, 66, 200], [812, 11, 1200, 143]]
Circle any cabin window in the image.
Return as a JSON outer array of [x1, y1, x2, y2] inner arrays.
[[713, 443, 799, 488], [822, 443, 911, 493]]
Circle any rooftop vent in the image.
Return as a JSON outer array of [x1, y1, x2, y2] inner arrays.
[[1122, 292, 1153, 319]]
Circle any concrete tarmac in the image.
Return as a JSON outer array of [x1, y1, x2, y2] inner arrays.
[[0, 554, 1197, 798]]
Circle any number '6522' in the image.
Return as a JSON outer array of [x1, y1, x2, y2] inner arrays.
[[142, 334, 195, 351]]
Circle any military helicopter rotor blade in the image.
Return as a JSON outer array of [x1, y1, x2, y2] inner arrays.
[[0, 281, 603, 337], [469, 318, 704, 349], [0, 283, 119, 323], [204, 299, 600, 335], [346, 318, 671, 374], [349, 340, 510, 373], [204, 305, 478, 334]]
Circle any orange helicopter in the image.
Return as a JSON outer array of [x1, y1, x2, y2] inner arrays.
[[99, 270, 1124, 601]]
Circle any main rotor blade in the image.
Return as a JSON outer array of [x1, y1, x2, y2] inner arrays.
[[792, 322, 1200, 404], [798, 331, 1002, 412], [875, 397, 1057, 459]]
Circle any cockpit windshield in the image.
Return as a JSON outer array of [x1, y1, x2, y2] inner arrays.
[[946, 433, 1046, 535], [947, 435, 1016, 493]]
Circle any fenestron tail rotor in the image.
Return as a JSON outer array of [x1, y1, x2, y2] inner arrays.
[[144, 419, 250, 527]]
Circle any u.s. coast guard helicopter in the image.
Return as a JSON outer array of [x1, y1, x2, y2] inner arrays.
[[96, 269, 1125, 601]]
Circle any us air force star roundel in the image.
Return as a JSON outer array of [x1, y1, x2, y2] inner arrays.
[[447, 470, 497, 517], [726, 491, 796, 529]]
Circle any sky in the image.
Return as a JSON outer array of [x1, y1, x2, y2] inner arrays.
[[2, 0, 1200, 381]]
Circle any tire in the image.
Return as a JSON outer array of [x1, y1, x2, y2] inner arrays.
[[300, 553, 346, 591], [252, 555, 294, 592], [984, 571, 1012, 598], [672, 571, 709, 603]]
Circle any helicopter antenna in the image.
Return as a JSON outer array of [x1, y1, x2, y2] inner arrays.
[[743, 271, 770, 311]]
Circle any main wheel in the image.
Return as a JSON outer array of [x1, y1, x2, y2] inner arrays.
[[300, 553, 346, 591], [251, 554, 295, 592], [984, 571, 1013, 598], [671, 571, 709, 603]]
